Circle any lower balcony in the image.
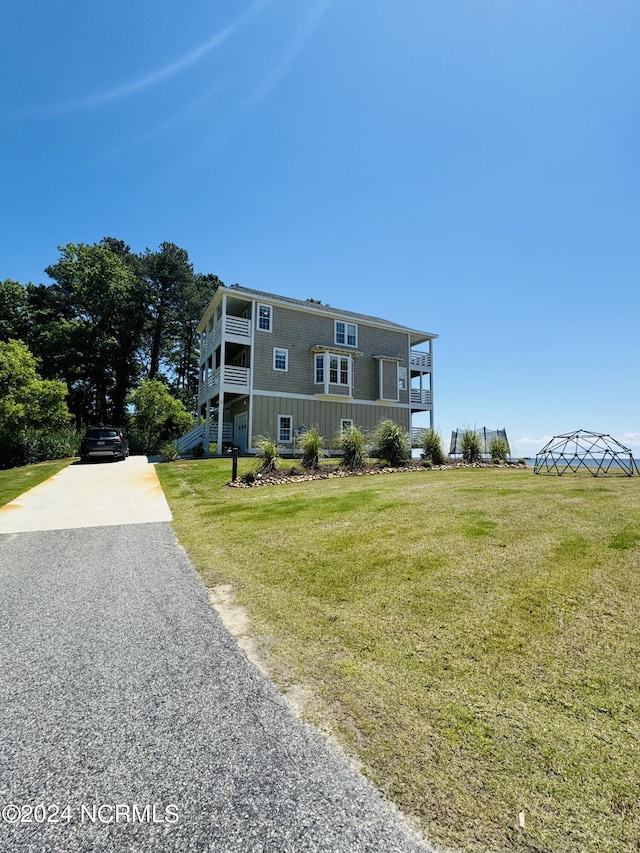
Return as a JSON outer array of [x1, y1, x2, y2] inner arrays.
[[410, 389, 432, 409], [199, 365, 250, 403]]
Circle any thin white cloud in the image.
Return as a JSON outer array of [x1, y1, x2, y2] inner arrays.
[[22, 0, 271, 116], [248, 0, 334, 107]]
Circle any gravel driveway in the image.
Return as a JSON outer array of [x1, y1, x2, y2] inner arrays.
[[0, 461, 437, 852]]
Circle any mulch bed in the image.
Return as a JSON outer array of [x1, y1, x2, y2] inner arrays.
[[228, 460, 529, 488]]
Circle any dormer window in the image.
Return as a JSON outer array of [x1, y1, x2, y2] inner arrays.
[[335, 320, 357, 347]]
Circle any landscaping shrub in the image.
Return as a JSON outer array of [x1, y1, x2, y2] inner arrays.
[[490, 436, 510, 462], [375, 419, 410, 466], [5, 425, 82, 468], [340, 425, 367, 470], [191, 442, 206, 458], [254, 434, 280, 473], [461, 428, 482, 463], [421, 428, 445, 465], [298, 427, 326, 469], [160, 441, 181, 462]]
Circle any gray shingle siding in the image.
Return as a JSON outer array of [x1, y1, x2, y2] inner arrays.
[[253, 303, 410, 402], [252, 395, 409, 447]]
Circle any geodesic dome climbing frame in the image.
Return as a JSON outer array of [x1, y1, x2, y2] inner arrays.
[[534, 430, 639, 476]]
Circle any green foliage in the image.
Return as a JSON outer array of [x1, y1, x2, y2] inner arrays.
[[489, 436, 510, 462], [461, 428, 482, 463], [0, 339, 73, 467], [0, 280, 31, 342], [12, 425, 82, 466], [159, 441, 181, 463], [375, 419, 410, 466], [127, 379, 195, 455], [421, 428, 445, 465], [191, 442, 206, 458], [339, 425, 367, 470], [298, 427, 325, 469], [254, 434, 280, 473]]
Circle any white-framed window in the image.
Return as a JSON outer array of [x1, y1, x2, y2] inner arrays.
[[278, 414, 293, 443], [398, 366, 407, 391], [257, 303, 272, 332], [340, 418, 354, 432], [335, 320, 357, 347], [329, 355, 350, 386], [273, 347, 288, 371], [315, 353, 324, 384]]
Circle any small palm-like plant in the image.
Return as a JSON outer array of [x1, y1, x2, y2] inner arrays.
[[254, 434, 280, 473], [298, 427, 326, 469], [340, 425, 367, 470], [421, 428, 445, 465], [375, 419, 410, 466], [461, 428, 482, 463]]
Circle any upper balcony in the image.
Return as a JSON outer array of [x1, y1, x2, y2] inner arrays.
[[201, 315, 252, 362], [410, 350, 432, 373]]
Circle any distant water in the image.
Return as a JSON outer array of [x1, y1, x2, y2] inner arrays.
[[520, 457, 640, 470]]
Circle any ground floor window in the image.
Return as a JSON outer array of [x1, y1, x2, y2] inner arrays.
[[340, 418, 354, 432], [278, 414, 293, 443]]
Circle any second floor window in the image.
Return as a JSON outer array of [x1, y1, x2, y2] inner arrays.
[[335, 320, 357, 347], [257, 304, 271, 331], [273, 348, 288, 371], [329, 355, 349, 385], [315, 354, 324, 384]]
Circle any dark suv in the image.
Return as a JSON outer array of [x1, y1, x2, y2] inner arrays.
[[80, 428, 129, 463]]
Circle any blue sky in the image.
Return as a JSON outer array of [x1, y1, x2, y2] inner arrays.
[[2, 1, 639, 457]]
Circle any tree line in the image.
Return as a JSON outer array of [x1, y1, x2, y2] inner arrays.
[[0, 238, 220, 466]]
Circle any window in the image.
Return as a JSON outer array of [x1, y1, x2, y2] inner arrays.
[[315, 353, 324, 384], [278, 415, 293, 443], [335, 320, 357, 347], [273, 347, 288, 371], [329, 355, 349, 386], [257, 304, 271, 331], [398, 366, 407, 391], [340, 419, 354, 432]]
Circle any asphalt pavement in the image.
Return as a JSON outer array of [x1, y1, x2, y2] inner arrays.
[[0, 460, 438, 852]]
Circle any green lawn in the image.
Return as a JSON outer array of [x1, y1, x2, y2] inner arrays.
[[0, 458, 74, 507], [157, 458, 640, 853]]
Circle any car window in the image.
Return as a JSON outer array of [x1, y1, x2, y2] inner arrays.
[[85, 429, 120, 438]]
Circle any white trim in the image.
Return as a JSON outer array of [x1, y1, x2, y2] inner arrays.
[[277, 414, 294, 443], [256, 303, 272, 332], [273, 347, 288, 371], [248, 303, 255, 451]]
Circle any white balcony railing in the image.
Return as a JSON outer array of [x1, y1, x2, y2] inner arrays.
[[199, 365, 250, 402], [410, 350, 432, 369], [225, 316, 251, 338], [410, 389, 432, 406]]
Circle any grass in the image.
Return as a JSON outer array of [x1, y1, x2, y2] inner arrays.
[[0, 458, 74, 507], [156, 458, 640, 853]]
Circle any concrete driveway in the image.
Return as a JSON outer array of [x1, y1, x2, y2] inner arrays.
[[0, 456, 172, 534]]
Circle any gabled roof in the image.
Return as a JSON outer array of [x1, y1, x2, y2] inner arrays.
[[199, 283, 437, 342]]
